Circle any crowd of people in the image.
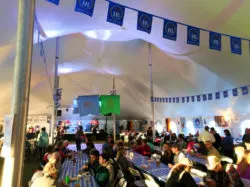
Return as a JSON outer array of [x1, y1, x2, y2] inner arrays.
[[25, 125, 250, 187]]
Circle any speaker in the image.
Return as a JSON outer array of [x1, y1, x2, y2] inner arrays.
[[57, 110, 62, 116]]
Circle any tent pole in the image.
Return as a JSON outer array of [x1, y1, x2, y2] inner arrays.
[[1, 0, 35, 186], [148, 43, 155, 141], [113, 77, 116, 142], [51, 37, 60, 144]]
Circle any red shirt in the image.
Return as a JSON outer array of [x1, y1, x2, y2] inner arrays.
[[134, 144, 151, 156]]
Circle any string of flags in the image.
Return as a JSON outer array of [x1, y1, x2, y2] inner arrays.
[[151, 85, 249, 104], [46, 0, 250, 55]]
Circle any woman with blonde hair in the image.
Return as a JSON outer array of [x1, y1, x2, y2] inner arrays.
[[237, 150, 250, 180]]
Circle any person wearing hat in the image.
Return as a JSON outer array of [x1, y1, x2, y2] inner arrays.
[[198, 126, 215, 143], [165, 158, 197, 187], [206, 156, 231, 187]]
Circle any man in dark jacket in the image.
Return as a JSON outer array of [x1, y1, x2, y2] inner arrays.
[[210, 127, 221, 150], [82, 149, 100, 174]]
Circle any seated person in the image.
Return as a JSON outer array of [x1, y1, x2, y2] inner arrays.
[[133, 139, 151, 156], [204, 141, 220, 159], [42, 145, 54, 165], [161, 143, 174, 165], [237, 150, 250, 180], [165, 158, 197, 187], [43, 154, 59, 180], [61, 140, 70, 155], [82, 149, 100, 174], [169, 144, 185, 168], [99, 153, 115, 187], [82, 137, 95, 155], [102, 135, 114, 158], [206, 156, 231, 187]]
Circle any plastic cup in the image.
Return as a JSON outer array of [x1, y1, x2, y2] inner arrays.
[[65, 175, 70, 184]]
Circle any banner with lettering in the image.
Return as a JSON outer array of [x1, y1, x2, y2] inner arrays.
[[209, 32, 221, 51], [78, 95, 99, 116], [187, 26, 200, 46], [137, 11, 153, 34], [75, 0, 96, 17], [230, 36, 242, 55], [163, 19, 177, 41], [107, 2, 125, 26]]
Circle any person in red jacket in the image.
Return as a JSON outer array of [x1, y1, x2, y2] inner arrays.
[[134, 139, 151, 156]]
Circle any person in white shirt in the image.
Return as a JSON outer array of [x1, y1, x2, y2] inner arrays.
[[168, 144, 185, 168], [198, 126, 215, 143]]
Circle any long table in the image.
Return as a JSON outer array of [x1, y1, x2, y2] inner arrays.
[[59, 153, 99, 187], [127, 151, 204, 185]]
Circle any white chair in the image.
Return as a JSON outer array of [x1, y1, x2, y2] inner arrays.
[[143, 173, 159, 187], [221, 156, 233, 164]]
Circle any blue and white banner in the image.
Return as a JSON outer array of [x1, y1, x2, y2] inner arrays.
[[232, 88, 238, 96], [209, 32, 221, 51], [197, 95, 201, 102], [137, 11, 153, 34], [242, 86, 248, 95], [223, 91, 228, 98], [75, 0, 96, 17], [78, 95, 99, 116], [46, 0, 250, 55], [187, 26, 200, 46], [151, 84, 250, 104], [47, 0, 59, 5], [230, 36, 242, 55], [208, 93, 212, 100], [215, 92, 220, 99], [203, 94, 207, 101], [191, 96, 195, 102], [107, 2, 125, 26], [163, 19, 177, 41]]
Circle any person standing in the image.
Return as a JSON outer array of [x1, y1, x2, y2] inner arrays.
[[37, 127, 49, 160], [222, 129, 234, 159], [210, 127, 221, 150], [75, 126, 84, 151]]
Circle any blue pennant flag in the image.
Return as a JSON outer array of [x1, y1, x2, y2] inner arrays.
[[160, 98, 163, 102], [137, 11, 153, 34], [151, 97, 154, 102], [176, 97, 179, 103], [223, 91, 228, 98], [169, 98, 172, 103], [78, 95, 99, 116], [232, 88, 238, 96], [154, 97, 157, 102], [242, 86, 248, 95], [209, 32, 221, 51], [163, 19, 177, 41], [162, 98, 165, 103], [182, 97, 185, 103], [166, 98, 168, 103], [47, 0, 60, 5], [203, 94, 207, 101], [187, 26, 200, 46], [208, 93, 213, 100], [230, 36, 242, 55], [215, 92, 220, 99], [191, 96, 195, 102], [107, 2, 125, 26], [197, 95, 201, 102], [186, 97, 189, 103], [173, 98, 176, 103], [157, 98, 159, 102], [75, 0, 96, 17]]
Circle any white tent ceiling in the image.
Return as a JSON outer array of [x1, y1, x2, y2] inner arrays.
[[1, 0, 250, 119]]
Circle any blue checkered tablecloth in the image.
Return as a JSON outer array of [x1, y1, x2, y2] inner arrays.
[[59, 153, 99, 187], [185, 154, 207, 166], [128, 152, 204, 184]]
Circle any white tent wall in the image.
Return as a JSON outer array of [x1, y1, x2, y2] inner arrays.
[[1, 0, 250, 133]]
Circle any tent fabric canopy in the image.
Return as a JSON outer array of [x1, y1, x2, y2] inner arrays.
[[1, 0, 250, 119]]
